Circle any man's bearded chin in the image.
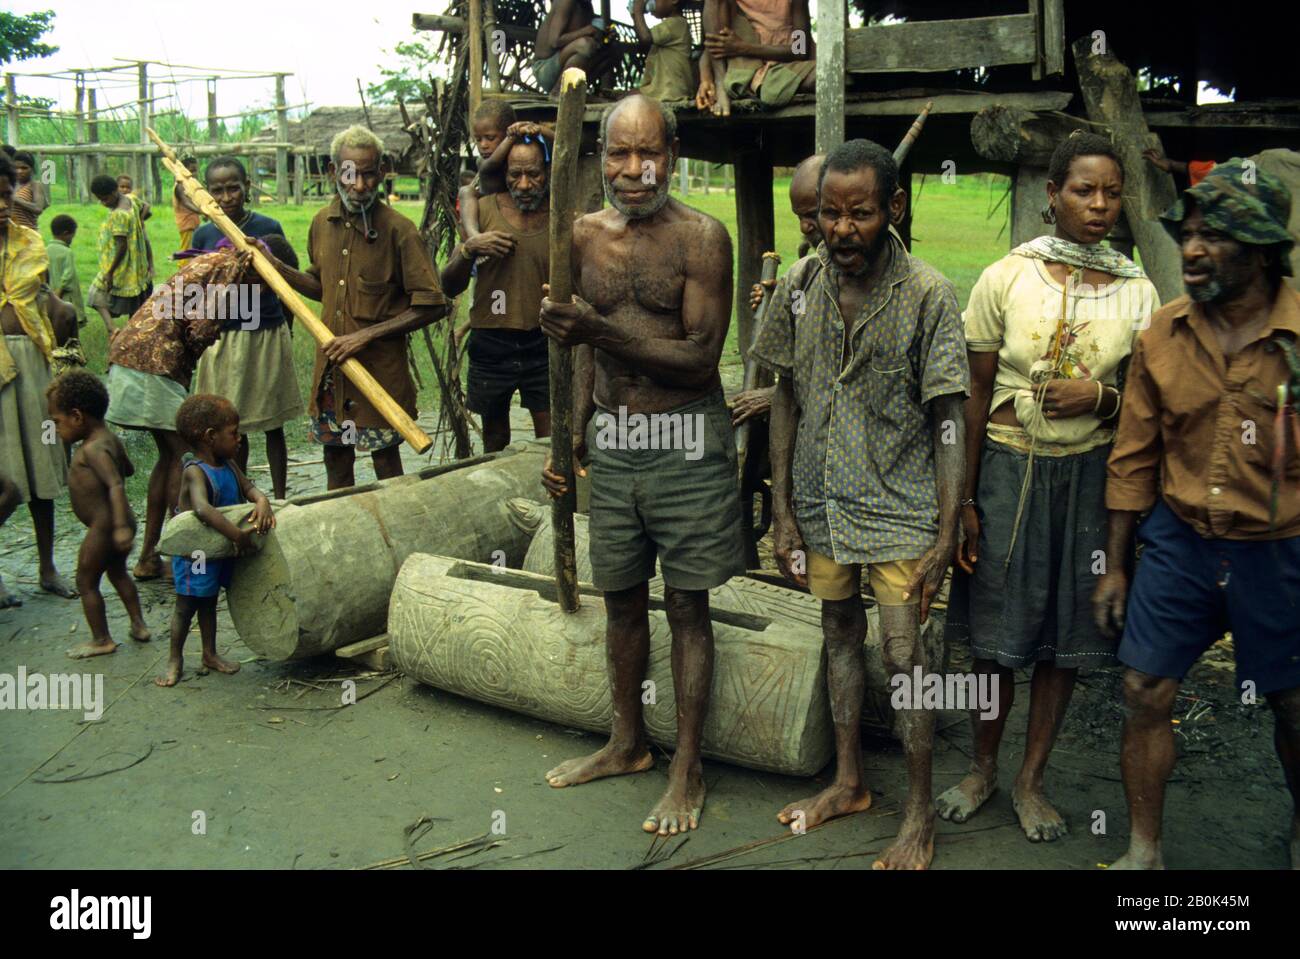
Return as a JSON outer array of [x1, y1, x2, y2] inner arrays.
[[510, 186, 546, 212], [1187, 276, 1224, 303], [336, 181, 377, 213], [828, 230, 890, 278], [604, 161, 673, 218]]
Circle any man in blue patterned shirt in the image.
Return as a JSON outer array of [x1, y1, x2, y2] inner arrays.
[[750, 138, 969, 869]]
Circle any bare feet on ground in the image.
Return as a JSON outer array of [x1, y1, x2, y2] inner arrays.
[[155, 659, 182, 687], [1109, 840, 1164, 869], [936, 769, 998, 823], [41, 572, 78, 599], [202, 653, 240, 675], [873, 809, 935, 870], [777, 781, 872, 833], [643, 756, 705, 836], [545, 742, 653, 788], [130, 621, 152, 642], [0, 578, 20, 608], [1012, 781, 1067, 842], [133, 555, 163, 580], [67, 639, 118, 659]]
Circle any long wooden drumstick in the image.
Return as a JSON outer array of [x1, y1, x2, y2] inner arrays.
[[146, 127, 433, 454], [546, 68, 588, 614]]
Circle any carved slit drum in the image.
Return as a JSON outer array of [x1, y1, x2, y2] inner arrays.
[[155, 443, 550, 661], [388, 556, 836, 776]]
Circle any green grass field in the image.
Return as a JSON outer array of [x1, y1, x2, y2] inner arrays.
[[45, 171, 1011, 398]]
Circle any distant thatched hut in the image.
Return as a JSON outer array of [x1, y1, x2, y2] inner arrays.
[[250, 104, 429, 199]]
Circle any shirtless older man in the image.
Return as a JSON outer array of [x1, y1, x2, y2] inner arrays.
[[540, 95, 744, 835]]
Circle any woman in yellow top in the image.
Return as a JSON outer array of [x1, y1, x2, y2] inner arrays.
[[938, 133, 1160, 842], [0, 151, 77, 605]]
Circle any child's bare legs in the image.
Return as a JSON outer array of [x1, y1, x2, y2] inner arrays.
[[197, 596, 239, 675], [158, 594, 200, 686], [106, 549, 150, 642], [702, 0, 733, 116], [69, 527, 119, 659], [157, 593, 234, 686], [135, 428, 187, 579]]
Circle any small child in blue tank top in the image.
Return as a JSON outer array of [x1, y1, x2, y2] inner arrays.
[[156, 394, 275, 687]]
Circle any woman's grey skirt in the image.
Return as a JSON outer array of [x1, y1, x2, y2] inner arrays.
[[944, 438, 1116, 669]]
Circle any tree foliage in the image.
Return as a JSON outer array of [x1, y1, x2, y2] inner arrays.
[[366, 38, 438, 105], [0, 10, 58, 66]]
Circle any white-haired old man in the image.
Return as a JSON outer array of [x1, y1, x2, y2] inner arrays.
[[268, 125, 447, 489]]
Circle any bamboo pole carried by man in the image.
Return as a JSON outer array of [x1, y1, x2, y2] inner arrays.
[[146, 127, 433, 454]]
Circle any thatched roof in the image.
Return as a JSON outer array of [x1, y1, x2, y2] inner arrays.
[[255, 105, 428, 157]]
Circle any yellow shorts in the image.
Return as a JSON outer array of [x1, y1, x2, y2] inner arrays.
[[806, 550, 920, 605]]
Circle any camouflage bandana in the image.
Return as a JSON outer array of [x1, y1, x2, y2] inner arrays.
[[1160, 157, 1295, 275]]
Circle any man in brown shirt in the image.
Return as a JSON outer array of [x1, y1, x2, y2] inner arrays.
[[440, 135, 551, 452], [270, 126, 446, 489], [1094, 160, 1300, 870]]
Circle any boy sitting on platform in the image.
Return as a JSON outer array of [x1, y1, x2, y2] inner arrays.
[[157, 394, 274, 688], [46, 370, 152, 659]]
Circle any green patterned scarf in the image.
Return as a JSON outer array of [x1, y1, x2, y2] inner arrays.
[[1011, 235, 1147, 279]]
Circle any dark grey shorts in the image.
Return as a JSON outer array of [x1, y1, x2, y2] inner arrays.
[[586, 389, 746, 593], [944, 438, 1115, 669]]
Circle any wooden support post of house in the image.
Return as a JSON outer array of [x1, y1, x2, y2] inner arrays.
[[207, 79, 219, 144], [815, 0, 845, 154], [733, 150, 774, 360], [896, 163, 914, 251], [1042, 0, 1066, 77], [5, 74, 18, 146], [576, 153, 603, 213], [137, 63, 153, 201], [275, 74, 289, 203], [1072, 36, 1182, 302], [467, 0, 484, 119], [148, 83, 163, 205], [74, 75, 87, 202], [1010, 165, 1052, 247], [484, 0, 503, 91], [1028, 0, 1043, 80], [293, 150, 305, 205], [86, 88, 98, 186]]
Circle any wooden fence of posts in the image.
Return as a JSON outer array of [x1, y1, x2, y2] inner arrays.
[[4, 60, 301, 206]]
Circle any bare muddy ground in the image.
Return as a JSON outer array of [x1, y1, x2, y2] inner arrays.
[[1, 389, 1293, 870]]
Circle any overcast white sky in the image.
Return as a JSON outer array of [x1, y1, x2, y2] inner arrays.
[[10, 0, 710, 121], [10, 0, 1221, 128], [8, 0, 485, 121]]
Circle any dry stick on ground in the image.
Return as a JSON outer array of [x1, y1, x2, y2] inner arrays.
[[33, 743, 156, 783], [250, 673, 399, 711], [547, 67, 588, 614], [360, 832, 495, 870], [147, 127, 433, 454], [667, 806, 900, 870]]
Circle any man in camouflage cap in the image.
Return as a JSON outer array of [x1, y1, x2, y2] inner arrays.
[[1095, 157, 1300, 869]]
